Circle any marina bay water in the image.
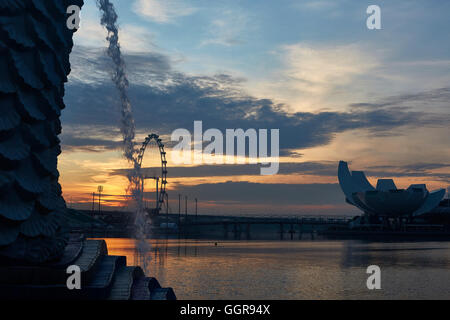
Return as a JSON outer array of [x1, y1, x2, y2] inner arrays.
[[102, 238, 450, 299]]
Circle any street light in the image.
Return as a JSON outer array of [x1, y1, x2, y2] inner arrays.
[[195, 198, 198, 220], [97, 185, 103, 213]]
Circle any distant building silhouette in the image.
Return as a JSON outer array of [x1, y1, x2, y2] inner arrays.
[[338, 161, 446, 218]]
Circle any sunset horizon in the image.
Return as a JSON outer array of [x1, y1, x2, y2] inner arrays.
[[60, 0, 449, 215], [1, 0, 450, 305]]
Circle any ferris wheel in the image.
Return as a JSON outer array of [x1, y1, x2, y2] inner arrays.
[[136, 133, 167, 215]]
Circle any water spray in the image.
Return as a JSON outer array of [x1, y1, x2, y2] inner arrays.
[[96, 0, 150, 270]]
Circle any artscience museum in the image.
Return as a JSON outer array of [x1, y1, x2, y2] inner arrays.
[[338, 161, 447, 219]]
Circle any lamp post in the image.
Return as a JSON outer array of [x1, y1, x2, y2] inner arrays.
[[97, 185, 103, 213], [92, 192, 95, 215], [155, 177, 159, 211], [195, 198, 198, 220], [178, 194, 181, 225], [165, 193, 169, 233]]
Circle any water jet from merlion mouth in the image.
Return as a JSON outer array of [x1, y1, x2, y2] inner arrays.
[[96, 0, 150, 270]]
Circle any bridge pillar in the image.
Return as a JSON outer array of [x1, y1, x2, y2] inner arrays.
[[246, 224, 251, 240], [233, 223, 241, 240], [298, 224, 303, 240], [223, 222, 229, 239], [289, 224, 295, 240], [279, 223, 284, 240]]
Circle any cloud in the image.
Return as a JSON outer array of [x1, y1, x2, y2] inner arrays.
[[282, 44, 375, 89], [365, 163, 450, 184], [73, 16, 107, 48], [61, 138, 122, 153], [161, 181, 346, 206], [74, 15, 156, 53], [252, 40, 450, 114], [64, 81, 444, 155], [297, 1, 338, 11], [132, 0, 197, 23], [60, 124, 122, 153], [111, 161, 339, 178], [118, 24, 157, 52], [349, 87, 450, 114], [266, 43, 380, 112], [109, 161, 450, 185], [68, 46, 172, 85], [63, 48, 449, 156], [201, 10, 249, 47]]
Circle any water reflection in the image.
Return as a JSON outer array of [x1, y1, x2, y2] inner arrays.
[[101, 238, 450, 300]]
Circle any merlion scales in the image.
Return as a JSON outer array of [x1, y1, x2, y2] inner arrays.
[[0, 0, 175, 299], [0, 0, 84, 263]]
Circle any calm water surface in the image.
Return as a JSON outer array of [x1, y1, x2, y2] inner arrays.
[[102, 238, 450, 299]]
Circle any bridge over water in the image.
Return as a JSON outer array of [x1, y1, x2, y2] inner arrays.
[[81, 210, 354, 239], [175, 214, 353, 240]]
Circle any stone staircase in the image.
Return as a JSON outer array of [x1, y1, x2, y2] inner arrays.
[[0, 235, 176, 300]]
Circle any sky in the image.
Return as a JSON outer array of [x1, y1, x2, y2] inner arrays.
[[60, 0, 450, 215]]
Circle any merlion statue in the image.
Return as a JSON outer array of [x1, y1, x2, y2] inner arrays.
[[0, 0, 83, 263], [0, 0, 175, 299]]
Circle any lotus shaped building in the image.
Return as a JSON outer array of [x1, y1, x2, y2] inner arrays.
[[338, 161, 446, 218]]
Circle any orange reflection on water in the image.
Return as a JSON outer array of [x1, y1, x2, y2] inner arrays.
[[93, 238, 450, 300]]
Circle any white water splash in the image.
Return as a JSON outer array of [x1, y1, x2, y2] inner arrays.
[[96, 0, 150, 270]]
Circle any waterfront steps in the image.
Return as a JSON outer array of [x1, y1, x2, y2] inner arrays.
[[0, 237, 176, 300]]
